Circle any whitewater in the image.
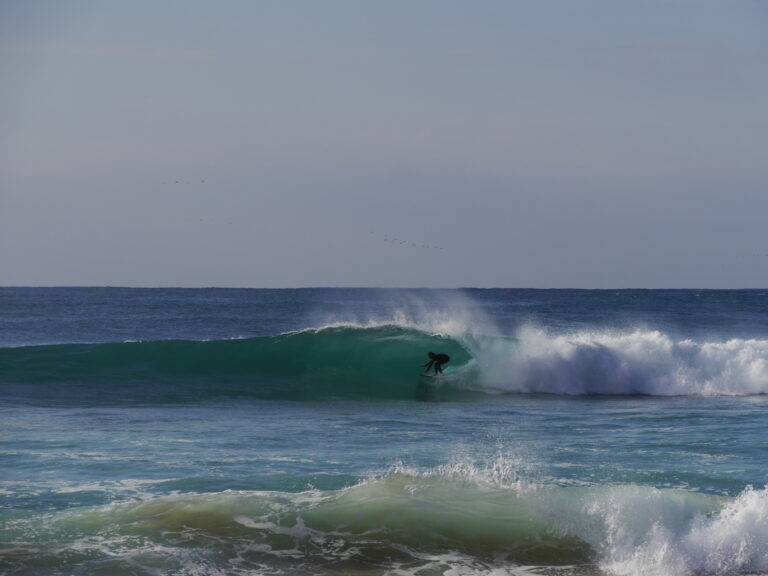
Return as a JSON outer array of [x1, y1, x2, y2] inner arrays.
[[1, 287, 767, 576]]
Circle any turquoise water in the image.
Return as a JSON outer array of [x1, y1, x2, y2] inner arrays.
[[1, 288, 767, 575]]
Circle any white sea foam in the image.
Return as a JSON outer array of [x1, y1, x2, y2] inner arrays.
[[465, 326, 768, 396], [577, 485, 768, 576]]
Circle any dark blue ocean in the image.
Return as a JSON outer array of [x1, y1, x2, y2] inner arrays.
[[1, 288, 767, 576]]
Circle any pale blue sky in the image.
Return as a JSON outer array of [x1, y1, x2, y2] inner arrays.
[[2, 1, 767, 287]]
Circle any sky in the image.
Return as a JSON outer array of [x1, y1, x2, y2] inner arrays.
[[1, 1, 767, 288]]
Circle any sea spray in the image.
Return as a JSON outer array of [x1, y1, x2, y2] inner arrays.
[[580, 485, 768, 576]]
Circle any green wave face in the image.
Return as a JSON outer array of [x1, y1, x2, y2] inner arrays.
[[0, 476, 592, 574], [1, 473, 739, 576], [0, 326, 474, 402]]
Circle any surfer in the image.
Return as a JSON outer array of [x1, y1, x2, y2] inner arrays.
[[423, 352, 450, 375]]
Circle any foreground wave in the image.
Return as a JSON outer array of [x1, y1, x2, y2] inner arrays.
[[2, 466, 767, 576], [2, 324, 767, 402]]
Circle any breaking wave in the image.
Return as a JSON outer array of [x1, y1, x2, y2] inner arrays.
[[2, 458, 767, 576], [1, 323, 767, 403], [471, 326, 768, 397]]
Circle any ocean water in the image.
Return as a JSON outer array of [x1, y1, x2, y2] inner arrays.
[[1, 287, 767, 576]]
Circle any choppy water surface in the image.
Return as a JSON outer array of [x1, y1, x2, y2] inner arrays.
[[1, 288, 767, 575]]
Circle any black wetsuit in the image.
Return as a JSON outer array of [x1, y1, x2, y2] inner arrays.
[[423, 353, 450, 375]]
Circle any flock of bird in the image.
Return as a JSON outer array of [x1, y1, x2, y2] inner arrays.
[[162, 179, 446, 252], [373, 232, 445, 251]]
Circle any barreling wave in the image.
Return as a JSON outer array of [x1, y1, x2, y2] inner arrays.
[[0, 325, 473, 402], [2, 324, 767, 402], [2, 461, 767, 576]]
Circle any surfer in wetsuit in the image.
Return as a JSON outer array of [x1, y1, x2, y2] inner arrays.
[[423, 351, 450, 375]]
